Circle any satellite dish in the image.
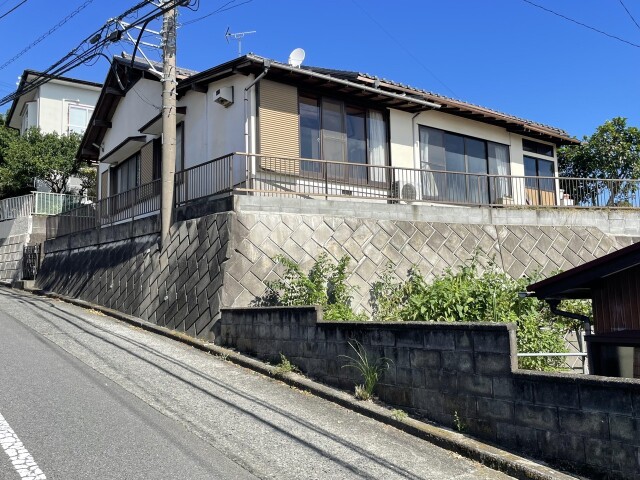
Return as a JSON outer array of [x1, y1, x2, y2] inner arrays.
[[288, 48, 305, 67]]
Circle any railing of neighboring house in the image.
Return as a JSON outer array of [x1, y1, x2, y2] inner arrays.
[[0, 194, 33, 222], [32, 192, 90, 215]]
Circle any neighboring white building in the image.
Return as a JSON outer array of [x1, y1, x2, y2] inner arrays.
[[5, 70, 102, 192], [79, 54, 578, 208]]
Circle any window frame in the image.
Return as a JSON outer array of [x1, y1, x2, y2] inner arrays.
[[67, 103, 94, 135], [298, 92, 389, 187], [419, 125, 511, 204]]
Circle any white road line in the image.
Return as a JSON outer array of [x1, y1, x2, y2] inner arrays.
[[0, 411, 46, 480]]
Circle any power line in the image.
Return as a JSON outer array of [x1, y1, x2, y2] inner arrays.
[[618, 0, 640, 32], [0, 0, 96, 72], [522, 0, 640, 49], [350, 0, 457, 97], [0, 0, 28, 21], [0, 0, 197, 106], [181, 0, 253, 26]]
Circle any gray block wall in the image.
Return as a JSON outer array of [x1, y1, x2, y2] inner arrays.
[[37, 202, 636, 340], [220, 306, 640, 480]]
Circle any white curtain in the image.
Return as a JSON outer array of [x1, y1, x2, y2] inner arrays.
[[491, 144, 509, 199], [367, 111, 386, 183], [418, 127, 438, 198]]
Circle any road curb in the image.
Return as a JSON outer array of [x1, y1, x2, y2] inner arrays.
[[10, 285, 578, 480]]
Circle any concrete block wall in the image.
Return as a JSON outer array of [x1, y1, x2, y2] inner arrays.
[[0, 233, 27, 281], [220, 306, 640, 479]]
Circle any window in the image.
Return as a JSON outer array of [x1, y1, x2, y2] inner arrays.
[[68, 105, 93, 135], [112, 153, 140, 194], [524, 155, 555, 205], [419, 126, 510, 204], [298, 94, 388, 183], [523, 139, 553, 157]]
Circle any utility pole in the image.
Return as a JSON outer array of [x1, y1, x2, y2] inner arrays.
[[160, 0, 177, 247]]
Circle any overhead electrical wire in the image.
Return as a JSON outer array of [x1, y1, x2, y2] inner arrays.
[[181, 0, 252, 26], [350, 0, 457, 97], [0, 0, 28, 21], [618, 0, 640, 32], [0, 0, 196, 106], [522, 0, 640, 49], [0, 0, 97, 72]]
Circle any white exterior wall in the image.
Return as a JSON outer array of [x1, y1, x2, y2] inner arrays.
[[98, 79, 162, 198], [388, 108, 557, 176], [37, 82, 100, 135]]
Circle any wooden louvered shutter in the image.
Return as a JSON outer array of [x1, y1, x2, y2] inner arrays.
[[140, 141, 154, 185], [258, 80, 300, 175], [100, 170, 108, 199]]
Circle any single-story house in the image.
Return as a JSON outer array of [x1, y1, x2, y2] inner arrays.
[[77, 54, 578, 211], [528, 241, 640, 378]]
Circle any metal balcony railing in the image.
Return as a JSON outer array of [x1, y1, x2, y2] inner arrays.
[[44, 152, 640, 239], [0, 192, 89, 222]]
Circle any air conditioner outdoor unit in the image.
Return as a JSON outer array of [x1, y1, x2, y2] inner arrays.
[[391, 180, 419, 204], [214, 86, 234, 107]]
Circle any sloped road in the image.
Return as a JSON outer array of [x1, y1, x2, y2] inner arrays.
[[0, 288, 513, 479]]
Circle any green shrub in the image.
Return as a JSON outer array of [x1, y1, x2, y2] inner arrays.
[[370, 255, 589, 371], [256, 253, 366, 321]]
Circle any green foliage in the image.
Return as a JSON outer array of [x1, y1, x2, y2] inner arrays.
[[257, 253, 366, 321], [76, 166, 97, 197], [340, 340, 392, 400], [453, 411, 466, 432], [0, 127, 82, 196], [370, 255, 590, 371], [275, 353, 299, 374], [391, 409, 408, 421], [558, 117, 640, 206]]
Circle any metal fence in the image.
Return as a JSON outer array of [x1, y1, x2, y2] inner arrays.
[[44, 152, 640, 239], [46, 180, 161, 239], [0, 194, 33, 221]]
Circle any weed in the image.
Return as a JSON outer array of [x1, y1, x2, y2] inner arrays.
[[275, 353, 299, 374], [453, 410, 466, 432], [391, 409, 408, 421], [341, 340, 392, 401]]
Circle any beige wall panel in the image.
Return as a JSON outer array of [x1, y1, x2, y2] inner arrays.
[[258, 80, 300, 175]]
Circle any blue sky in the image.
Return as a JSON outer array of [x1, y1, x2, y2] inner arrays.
[[0, 0, 638, 139]]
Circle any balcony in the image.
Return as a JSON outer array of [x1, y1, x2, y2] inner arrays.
[[45, 153, 640, 239]]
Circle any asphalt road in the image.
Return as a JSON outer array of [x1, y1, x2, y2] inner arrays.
[[0, 288, 514, 480]]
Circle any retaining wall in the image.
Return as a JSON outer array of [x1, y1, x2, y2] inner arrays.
[[36, 200, 638, 340], [220, 306, 640, 480]]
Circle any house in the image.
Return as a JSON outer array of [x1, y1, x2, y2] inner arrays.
[[5, 70, 102, 192], [527, 241, 640, 379], [77, 54, 578, 210]]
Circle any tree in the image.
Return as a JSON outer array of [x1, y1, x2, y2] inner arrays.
[[0, 128, 82, 196], [558, 117, 640, 206]]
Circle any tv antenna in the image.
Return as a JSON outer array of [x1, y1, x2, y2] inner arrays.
[[225, 27, 256, 56]]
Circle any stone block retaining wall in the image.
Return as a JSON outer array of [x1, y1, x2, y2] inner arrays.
[[221, 306, 640, 480], [37, 201, 636, 340]]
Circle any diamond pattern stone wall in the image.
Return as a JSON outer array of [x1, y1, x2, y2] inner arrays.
[[226, 212, 635, 314], [36, 208, 637, 340]]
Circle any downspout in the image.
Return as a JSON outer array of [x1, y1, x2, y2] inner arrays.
[[547, 299, 592, 374], [547, 299, 591, 334], [411, 111, 422, 169], [243, 60, 270, 191], [244, 60, 271, 154]]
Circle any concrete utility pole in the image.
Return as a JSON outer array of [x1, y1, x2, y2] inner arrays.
[[160, 1, 177, 247]]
